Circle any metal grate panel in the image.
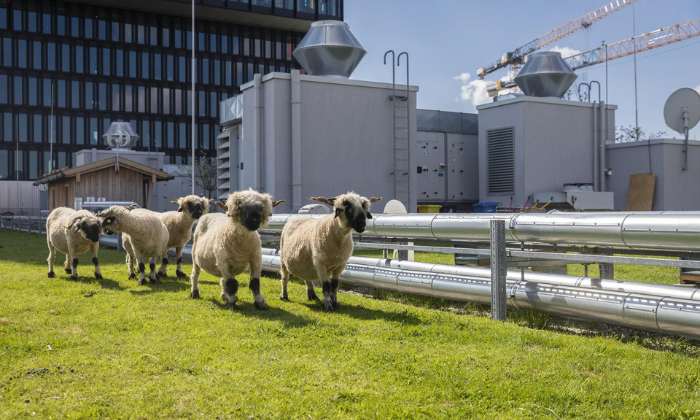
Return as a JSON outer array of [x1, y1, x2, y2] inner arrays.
[[487, 127, 515, 195]]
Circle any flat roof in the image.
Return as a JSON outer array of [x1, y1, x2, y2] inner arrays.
[[477, 96, 618, 111], [606, 138, 700, 149], [240, 72, 419, 92]]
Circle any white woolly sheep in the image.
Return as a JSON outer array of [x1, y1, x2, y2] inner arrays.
[[189, 189, 284, 310], [279, 192, 381, 312], [46, 207, 104, 280], [98, 205, 169, 286], [122, 195, 213, 279]]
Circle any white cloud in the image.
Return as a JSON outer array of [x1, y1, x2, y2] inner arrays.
[[695, 85, 700, 95], [549, 45, 582, 58], [453, 72, 491, 108]]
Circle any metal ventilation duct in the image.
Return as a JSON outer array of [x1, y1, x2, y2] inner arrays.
[[293, 20, 366, 78], [102, 122, 139, 150], [514, 51, 577, 98]]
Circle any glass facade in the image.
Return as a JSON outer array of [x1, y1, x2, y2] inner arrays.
[[0, 0, 342, 180]]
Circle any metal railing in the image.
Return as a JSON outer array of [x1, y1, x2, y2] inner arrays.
[[0, 216, 46, 235]]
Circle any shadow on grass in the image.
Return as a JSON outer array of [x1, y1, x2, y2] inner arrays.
[[206, 297, 314, 328], [128, 279, 191, 295], [297, 300, 423, 325], [52, 275, 127, 291]]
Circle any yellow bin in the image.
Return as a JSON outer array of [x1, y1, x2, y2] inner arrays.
[[417, 205, 442, 213]]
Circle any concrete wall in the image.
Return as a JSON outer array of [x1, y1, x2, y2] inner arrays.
[[477, 97, 615, 207], [607, 139, 700, 211], [237, 72, 419, 213]]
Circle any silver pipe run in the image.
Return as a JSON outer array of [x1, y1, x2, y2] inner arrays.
[[264, 211, 700, 251], [261, 248, 700, 339]]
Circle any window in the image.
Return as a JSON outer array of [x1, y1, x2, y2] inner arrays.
[[163, 88, 170, 114], [0, 5, 6, 30], [201, 58, 209, 84], [124, 23, 132, 43], [198, 91, 206, 117], [28, 77, 37, 106], [98, 82, 106, 110], [174, 29, 182, 49], [3, 112, 11, 143], [214, 59, 221, 85], [154, 120, 162, 148], [85, 81, 93, 109], [61, 116, 71, 144], [137, 85, 145, 112], [221, 32, 228, 54], [57, 151, 66, 169], [47, 42, 56, 71], [162, 27, 170, 48], [71, 81, 80, 108], [236, 62, 243, 86], [167, 121, 175, 147], [129, 50, 136, 78], [13, 76, 23, 105], [29, 150, 38, 179], [174, 88, 182, 115], [150, 86, 158, 113], [102, 48, 111, 76], [179, 122, 186, 149], [57, 9, 66, 36], [150, 24, 157, 47], [32, 41, 41, 70], [44, 151, 50, 174], [19, 114, 28, 142], [178, 56, 186, 82], [0, 74, 6, 104], [98, 18, 106, 40], [42, 11, 51, 34], [3, 38, 11, 66], [112, 21, 120, 42], [142, 120, 150, 146], [89, 47, 97, 74], [43, 78, 52, 106], [33, 115, 42, 143], [112, 84, 120, 111], [0, 150, 8, 179], [16, 150, 24, 178], [75, 45, 84, 74], [166, 55, 174, 81], [71, 16, 79, 37], [85, 15, 93, 39], [137, 23, 145, 45], [13, 6, 23, 31], [61, 44, 70, 72], [89, 118, 98, 145], [225, 60, 232, 87], [210, 92, 218, 118], [124, 85, 132, 112], [76, 116, 84, 145], [198, 31, 205, 51], [18, 40, 27, 69], [154, 53, 161, 80], [116, 49, 124, 77], [210, 32, 217, 53], [141, 52, 149, 79], [57, 80, 66, 107]]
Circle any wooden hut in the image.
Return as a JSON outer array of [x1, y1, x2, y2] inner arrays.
[[34, 157, 170, 210]]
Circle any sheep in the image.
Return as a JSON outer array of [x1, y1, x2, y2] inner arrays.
[[279, 192, 381, 312], [122, 195, 213, 279], [46, 207, 104, 280], [189, 189, 285, 310], [98, 205, 169, 286]]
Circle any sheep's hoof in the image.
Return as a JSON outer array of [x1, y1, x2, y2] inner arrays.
[[48, 271, 55, 278], [333, 301, 340, 310], [70, 275, 78, 281], [94, 273, 103, 280], [225, 301, 238, 310], [64, 268, 72, 275], [280, 294, 289, 301], [176, 270, 187, 278], [128, 273, 137, 280], [323, 302, 335, 312], [149, 277, 158, 284], [137, 280, 147, 286], [156, 272, 164, 279], [254, 301, 269, 311], [190, 289, 200, 299]]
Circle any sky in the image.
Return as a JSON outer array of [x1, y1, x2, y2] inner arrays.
[[344, 0, 700, 139]]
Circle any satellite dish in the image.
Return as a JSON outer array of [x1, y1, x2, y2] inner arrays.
[[663, 88, 700, 135]]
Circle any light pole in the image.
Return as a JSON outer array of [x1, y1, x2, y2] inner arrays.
[[191, 0, 196, 195]]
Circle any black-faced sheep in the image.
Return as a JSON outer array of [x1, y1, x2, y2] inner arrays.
[[46, 207, 104, 280], [189, 189, 284, 310], [122, 195, 212, 279], [98, 205, 169, 286], [279, 192, 381, 312]]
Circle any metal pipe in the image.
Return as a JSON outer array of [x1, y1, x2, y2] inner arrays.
[[383, 51, 396, 200], [264, 211, 700, 251], [291, 70, 302, 212], [600, 101, 607, 192], [259, 248, 700, 339], [593, 100, 599, 192], [253, 74, 263, 192], [398, 52, 412, 211], [191, 0, 196, 195]]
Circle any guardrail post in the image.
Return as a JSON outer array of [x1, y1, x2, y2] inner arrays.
[[117, 233, 124, 253], [490, 219, 507, 321]]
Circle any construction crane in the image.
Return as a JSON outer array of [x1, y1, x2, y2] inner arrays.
[[477, 0, 638, 80], [487, 18, 700, 96]]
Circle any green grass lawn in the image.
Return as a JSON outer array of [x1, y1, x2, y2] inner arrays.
[[2, 229, 700, 419]]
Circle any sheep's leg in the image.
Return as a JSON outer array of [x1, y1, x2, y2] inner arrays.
[[249, 258, 268, 310], [69, 250, 79, 280], [175, 247, 186, 278], [148, 257, 158, 283], [135, 252, 147, 286], [123, 239, 136, 279], [47, 241, 56, 278], [63, 255, 72, 275], [305, 281, 320, 302], [189, 262, 201, 299], [219, 276, 239, 310], [279, 262, 290, 301], [91, 242, 102, 280], [157, 251, 168, 278], [331, 267, 343, 310], [316, 266, 334, 312]]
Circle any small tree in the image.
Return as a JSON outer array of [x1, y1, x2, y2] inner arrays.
[[615, 125, 666, 143], [182, 151, 217, 199]]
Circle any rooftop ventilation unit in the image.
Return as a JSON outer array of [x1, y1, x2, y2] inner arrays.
[[102, 122, 139, 150], [293, 20, 366, 78], [514, 51, 577, 98]]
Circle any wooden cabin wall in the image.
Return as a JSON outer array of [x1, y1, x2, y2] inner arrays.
[[48, 168, 150, 210]]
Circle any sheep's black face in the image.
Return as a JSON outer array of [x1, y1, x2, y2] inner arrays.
[[241, 204, 263, 231], [187, 201, 204, 219], [101, 217, 117, 233], [341, 200, 367, 233], [81, 221, 102, 243]]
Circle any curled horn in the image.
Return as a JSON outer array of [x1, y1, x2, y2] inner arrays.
[[310, 196, 337, 206], [215, 201, 228, 212], [170, 200, 178, 205], [68, 216, 84, 233], [271, 199, 286, 208], [369, 197, 382, 203], [125, 204, 138, 210]]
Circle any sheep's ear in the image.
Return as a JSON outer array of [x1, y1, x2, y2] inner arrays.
[[366, 211, 373, 219], [334, 208, 342, 219], [370, 197, 382, 203], [271, 199, 286, 208], [215, 201, 228, 212], [126, 204, 138, 210], [177, 206, 184, 212], [74, 224, 82, 233], [310, 196, 336, 206], [171, 200, 178, 205]]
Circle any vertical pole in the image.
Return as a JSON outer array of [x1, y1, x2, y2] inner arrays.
[[191, 0, 196, 195], [490, 220, 507, 321], [50, 80, 54, 172], [632, 2, 639, 143]]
